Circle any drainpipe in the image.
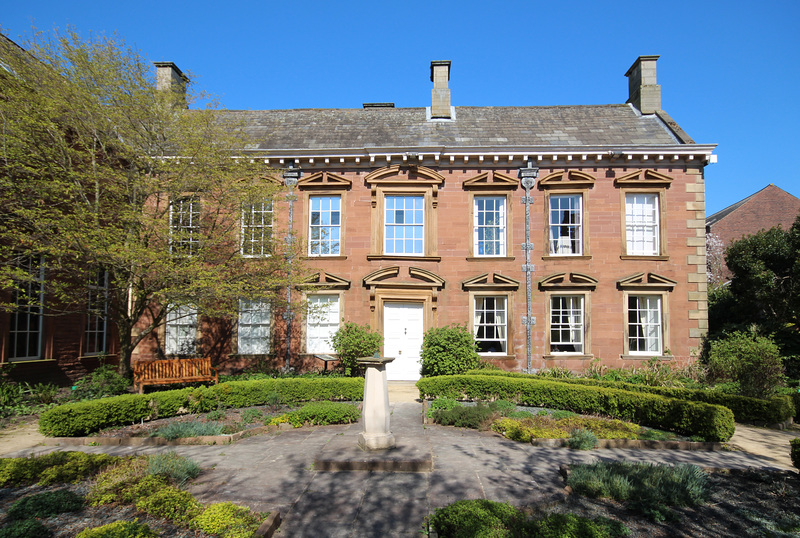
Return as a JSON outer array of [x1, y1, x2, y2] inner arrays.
[[282, 162, 301, 371], [518, 162, 538, 373]]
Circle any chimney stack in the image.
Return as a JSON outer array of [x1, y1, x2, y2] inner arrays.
[[625, 55, 660, 114], [154, 62, 189, 106], [430, 61, 452, 119]]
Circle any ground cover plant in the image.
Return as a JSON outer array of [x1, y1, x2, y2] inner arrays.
[[566, 462, 708, 522], [428, 499, 630, 537], [268, 401, 360, 427]]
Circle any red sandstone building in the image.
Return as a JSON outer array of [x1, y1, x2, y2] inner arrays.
[[2, 55, 717, 382]]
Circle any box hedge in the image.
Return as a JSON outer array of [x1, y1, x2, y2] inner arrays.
[[416, 374, 735, 442], [464, 369, 795, 425], [39, 377, 364, 437]]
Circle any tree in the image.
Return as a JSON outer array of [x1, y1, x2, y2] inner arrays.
[[0, 29, 303, 376], [714, 214, 800, 357]]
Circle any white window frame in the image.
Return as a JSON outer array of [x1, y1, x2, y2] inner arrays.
[[627, 295, 662, 355], [384, 195, 424, 256], [549, 194, 583, 255], [625, 193, 659, 255], [241, 200, 273, 257], [165, 305, 198, 356], [549, 295, 584, 354], [9, 256, 44, 361], [309, 195, 341, 256], [473, 196, 506, 257], [473, 295, 507, 354], [306, 294, 340, 354], [170, 197, 200, 255], [237, 299, 271, 354], [84, 270, 109, 356]]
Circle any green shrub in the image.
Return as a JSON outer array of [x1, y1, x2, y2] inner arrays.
[[791, 438, 800, 470], [76, 521, 158, 538], [567, 462, 708, 522], [434, 403, 495, 429], [420, 324, 480, 377], [6, 489, 83, 520], [135, 486, 202, 523], [463, 368, 795, 425], [146, 452, 200, 486], [151, 420, 224, 440], [567, 428, 598, 450], [329, 322, 383, 374], [0, 451, 119, 487], [526, 513, 629, 537], [283, 401, 360, 427], [706, 331, 785, 399], [29, 382, 60, 405], [39, 377, 364, 436], [427, 397, 460, 418], [0, 519, 53, 538], [429, 499, 525, 538], [193, 502, 265, 538], [72, 365, 130, 400], [417, 374, 735, 441], [88, 458, 148, 506]]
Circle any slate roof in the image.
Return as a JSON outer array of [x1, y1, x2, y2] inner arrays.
[[228, 104, 689, 153], [706, 184, 800, 227]]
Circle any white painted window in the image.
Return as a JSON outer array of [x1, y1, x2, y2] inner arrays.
[[474, 196, 506, 256], [474, 296, 507, 354], [241, 201, 273, 257], [306, 295, 339, 353], [165, 305, 198, 355], [85, 270, 108, 355], [625, 193, 659, 255], [550, 295, 584, 354], [385, 195, 423, 255], [238, 299, 271, 354], [9, 256, 44, 361], [170, 197, 200, 255], [628, 295, 662, 354], [549, 194, 582, 255], [309, 195, 341, 256]]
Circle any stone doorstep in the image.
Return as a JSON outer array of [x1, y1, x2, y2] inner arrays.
[[43, 423, 294, 447]]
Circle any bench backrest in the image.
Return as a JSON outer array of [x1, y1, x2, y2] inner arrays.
[[134, 357, 214, 380]]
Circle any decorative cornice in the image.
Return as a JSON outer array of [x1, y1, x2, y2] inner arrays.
[[462, 171, 519, 190], [462, 272, 520, 290], [539, 272, 598, 289], [616, 272, 677, 290]]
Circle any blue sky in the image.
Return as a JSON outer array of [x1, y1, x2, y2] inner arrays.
[[3, 0, 798, 215]]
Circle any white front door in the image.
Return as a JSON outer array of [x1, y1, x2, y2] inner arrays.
[[383, 302, 424, 381]]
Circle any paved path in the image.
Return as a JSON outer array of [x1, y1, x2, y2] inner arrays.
[[4, 393, 795, 538]]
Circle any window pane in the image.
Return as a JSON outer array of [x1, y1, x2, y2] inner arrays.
[[474, 196, 506, 257], [165, 305, 198, 355], [306, 295, 339, 353], [238, 299, 271, 354], [9, 256, 44, 360], [549, 195, 582, 255], [384, 195, 424, 255], [625, 194, 659, 255], [550, 295, 584, 354], [309, 195, 341, 256], [474, 296, 507, 353], [628, 295, 662, 354]]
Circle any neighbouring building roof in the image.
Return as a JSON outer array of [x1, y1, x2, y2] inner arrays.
[[706, 184, 800, 237]]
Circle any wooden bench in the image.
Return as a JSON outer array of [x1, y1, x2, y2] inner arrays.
[[133, 357, 218, 394]]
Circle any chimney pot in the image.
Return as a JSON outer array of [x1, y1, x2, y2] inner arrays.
[[430, 60, 452, 119], [625, 55, 661, 114]]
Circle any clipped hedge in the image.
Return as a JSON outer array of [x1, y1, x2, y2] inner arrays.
[[39, 377, 364, 437], [417, 374, 735, 442], [464, 369, 795, 425]]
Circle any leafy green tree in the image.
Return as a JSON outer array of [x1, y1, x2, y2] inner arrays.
[[0, 29, 304, 376], [420, 324, 480, 377], [329, 322, 383, 375]]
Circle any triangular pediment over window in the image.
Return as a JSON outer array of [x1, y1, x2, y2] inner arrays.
[[616, 272, 677, 290], [538, 170, 596, 189], [364, 165, 445, 186], [613, 169, 673, 187], [539, 272, 598, 289], [362, 266, 445, 312], [297, 171, 352, 189], [462, 272, 520, 290], [462, 171, 519, 190], [299, 271, 351, 290]]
